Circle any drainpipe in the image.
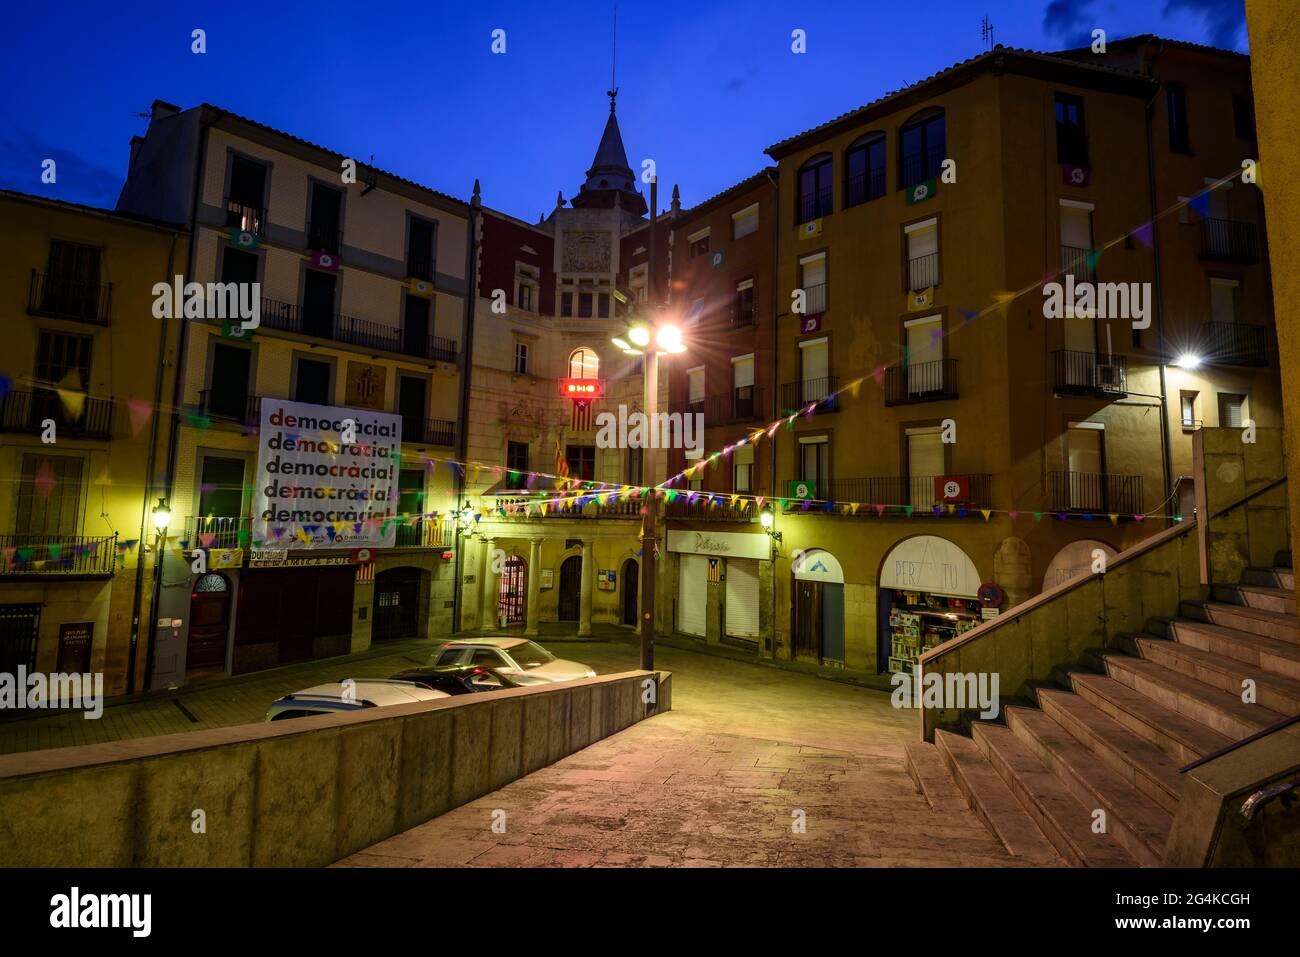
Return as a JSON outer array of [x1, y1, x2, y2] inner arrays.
[[126, 230, 177, 694], [766, 167, 780, 658], [452, 183, 481, 634], [138, 112, 214, 693], [1142, 45, 1176, 527]]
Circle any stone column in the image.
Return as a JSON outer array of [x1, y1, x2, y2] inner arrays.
[[525, 537, 542, 636], [479, 537, 497, 631], [578, 540, 594, 637]]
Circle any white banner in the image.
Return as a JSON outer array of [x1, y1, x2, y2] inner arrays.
[[253, 399, 402, 549]]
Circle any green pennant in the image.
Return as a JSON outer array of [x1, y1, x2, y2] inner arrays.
[[1033, 512, 1043, 522], [903, 505, 914, 517]]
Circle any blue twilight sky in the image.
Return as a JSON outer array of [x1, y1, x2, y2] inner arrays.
[[1, 0, 1246, 221]]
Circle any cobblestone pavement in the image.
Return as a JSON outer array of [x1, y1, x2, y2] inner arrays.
[[339, 646, 1022, 868]]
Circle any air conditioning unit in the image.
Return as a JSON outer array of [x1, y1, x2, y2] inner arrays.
[[1096, 364, 1124, 389]]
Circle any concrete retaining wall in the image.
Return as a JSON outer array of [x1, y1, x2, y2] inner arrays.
[[0, 670, 671, 867]]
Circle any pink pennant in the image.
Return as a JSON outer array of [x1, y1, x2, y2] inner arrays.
[[34, 461, 56, 499], [127, 398, 153, 437]]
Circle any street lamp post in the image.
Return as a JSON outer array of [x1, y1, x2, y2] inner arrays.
[[613, 321, 685, 671], [141, 497, 171, 691]]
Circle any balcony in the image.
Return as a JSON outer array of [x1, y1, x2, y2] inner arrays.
[[1052, 349, 1127, 397], [188, 516, 251, 550], [27, 270, 111, 325], [845, 169, 886, 207], [800, 281, 827, 316], [198, 390, 260, 427], [487, 497, 642, 520], [884, 358, 958, 405], [1049, 470, 1143, 515], [260, 297, 459, 362], [406, 256, 435, 282], [907, 252, 939, 291], [822, 474, 992, 511], [731, 301, 756, 328], [664, 497, 758, 522], [1200, 322, 1268, 367], [781, 376, 839, 413], [401, 417, 456, 447], [1060, 244, 1096, 283], [797, 186, 833, 225], [703, 387, 763, 426], [0, 533, 117, 577], [307, 219, 342, 255], [900, 145, 945, 189], [1199, 218, 1259, 263], [0, 389, 114, 440], [225, 201, 264, 237], [395, 517, 453, 548]]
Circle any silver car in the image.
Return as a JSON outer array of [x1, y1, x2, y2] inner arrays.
[[430, 638, 596, 685], [265, 678, 449, 721]]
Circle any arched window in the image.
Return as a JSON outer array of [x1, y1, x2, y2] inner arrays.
[[796, 153, 833, 225], [193, 573, 230, 594], [899, 108, 945, 189], [844, 133, 887, 208], [568, 348, 599, 379]]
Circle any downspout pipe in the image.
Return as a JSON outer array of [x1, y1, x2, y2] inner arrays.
[[452, 185, 481, 634]]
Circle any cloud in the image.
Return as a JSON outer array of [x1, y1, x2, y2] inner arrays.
[[1163, 0, 1246, 49], [723, 77, 745, 94], [1042, 0, 1100, 47], [0, 129, 123, 208]]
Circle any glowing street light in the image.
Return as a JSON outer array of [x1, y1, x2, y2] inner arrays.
[[1173, 353, 1203, 370]]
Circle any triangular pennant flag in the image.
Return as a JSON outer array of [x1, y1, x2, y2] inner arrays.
[[1187, 192, 1211, 216], [1008, 510, 1018, 520], [1133, 514, 1145, 523], [34, 461, 56, 498], [903, 506, 914, 517], [47, 544, 62, 561], [980, 509, 991, 521], [874, 504, 886, 516], [1108, 513, 1119, 526], [127, 398, 153, 437], [1132, 222, 1154, 248], [1033, 512, 1043, 522]]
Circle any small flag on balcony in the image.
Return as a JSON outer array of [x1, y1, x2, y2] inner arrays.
[[408, 278, 434, 298], [907, 287, 934, 311], [799, 219, 822, 239], [229, 227, 260, 249], [221, 319, 254, 341], [310, 250, 340, 271], [906, 179, 937, 205]]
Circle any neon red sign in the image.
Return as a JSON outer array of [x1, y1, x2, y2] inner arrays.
[[561, 378, 605, 399]]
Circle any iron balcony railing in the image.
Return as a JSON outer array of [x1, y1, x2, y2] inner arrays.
[[260, 296, 458, 361], [900, 145, 946, 189], [225, 200, 264, 236], [0, 533, 117, 577], [1052, 349, 1128, 396], [664, 498, 759, 522], [307, 219, 342, 255], [187, 516, 251, 550], [1199, 322, 1268, 367], [731, 297, 756, 328], [822, 474, 992, 511], [401, 417, 456, 447], [800, 281, 827, 315], [1049, 470, 1143, 515], [884, 358, 958, 405], [1200, 218, 1259, 262], [27, 270, 112, 325], [845, 169, 887, 207], [197, 390, 260, 427], [0, 389, 114, 440], [797, 185, 833, 224], [703, 387, 763, 425], [488, 497, 642, 520], [395, 517, 453, 548], [781, 376, 839, 413], [907, 252, 939, 291], [1060, 244, 1096, 283]]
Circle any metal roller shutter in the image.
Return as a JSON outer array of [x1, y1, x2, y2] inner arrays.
[[677, 554, 708, 637], [725, 558, 760, 638]]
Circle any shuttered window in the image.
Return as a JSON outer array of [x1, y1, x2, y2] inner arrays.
[[16, 453, 83, 535]]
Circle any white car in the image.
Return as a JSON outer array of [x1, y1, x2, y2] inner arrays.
[[265, 678, 449, 721], [430, 638, 596, 685]]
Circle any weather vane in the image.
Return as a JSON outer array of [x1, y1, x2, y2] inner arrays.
[[607, 7, 619, 111]]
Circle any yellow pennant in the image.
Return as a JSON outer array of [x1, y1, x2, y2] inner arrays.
[[1109, 513, 1119, 526], [980, 509, 991, 521]]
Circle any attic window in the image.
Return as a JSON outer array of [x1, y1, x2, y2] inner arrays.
[[600, 179, 609, 187]]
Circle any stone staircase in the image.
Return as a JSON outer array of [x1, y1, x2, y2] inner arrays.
[[905, 562, 1299, 867]]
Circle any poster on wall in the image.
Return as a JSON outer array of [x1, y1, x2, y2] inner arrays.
[[252, 398, 402, 549]]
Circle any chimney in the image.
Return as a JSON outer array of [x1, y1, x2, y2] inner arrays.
[[128, 135, 144, 171], [151, 99, 181, 121]]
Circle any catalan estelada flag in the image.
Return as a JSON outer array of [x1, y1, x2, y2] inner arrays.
[[571, 399, 593, 432], [555, 436, 570, 479]]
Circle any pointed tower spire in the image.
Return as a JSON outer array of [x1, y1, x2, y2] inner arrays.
[[670, 184, 681, 215]]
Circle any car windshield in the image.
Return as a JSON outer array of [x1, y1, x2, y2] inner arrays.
[[507, 641, 555, 668]]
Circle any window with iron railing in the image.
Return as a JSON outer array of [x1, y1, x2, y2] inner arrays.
[[845, 133, 886, 208], [1055, 93, 1089, 166], [796, 154, 834, 224], [899, 110, 945, 188]]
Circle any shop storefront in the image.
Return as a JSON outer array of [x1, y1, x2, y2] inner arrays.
[[877, 535, 983, 675]]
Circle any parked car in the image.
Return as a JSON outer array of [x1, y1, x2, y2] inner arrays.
[[265, 678, 449, 721], [428, 638, 596, 685], [387, 663, 526, 696]]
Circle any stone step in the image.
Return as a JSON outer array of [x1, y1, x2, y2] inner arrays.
[[1168, 618, 1300, 681], [1033, 687, 1184, 814], [903, 740, 970, 812], [1180, 600, 1299, 645], [1068, 671, 1232, 765], [1003, 705, 1172, 865], [969, 722, 1138, 867], [1099, 653, 1287, 741], [1132, 636, 1300, 718], [933, 729, 1063, 865], [1243, 567, 1295, 590], [1212, 583, 1297, 616]]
